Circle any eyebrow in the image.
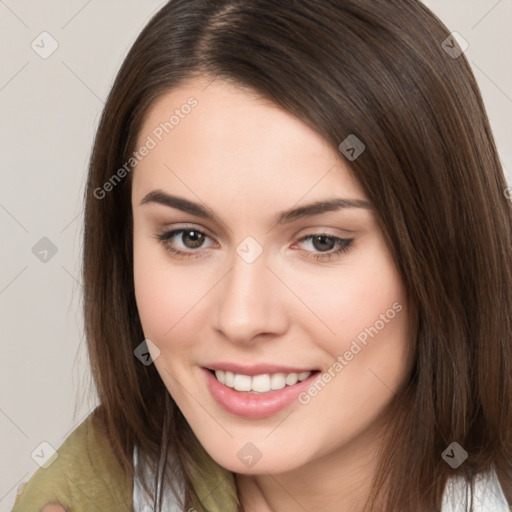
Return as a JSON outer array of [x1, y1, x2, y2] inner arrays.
[[140, 189, 372, 224], [276, 197, 373, 223]]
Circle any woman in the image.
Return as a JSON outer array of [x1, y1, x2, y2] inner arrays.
[[12, 0, 512, 511]]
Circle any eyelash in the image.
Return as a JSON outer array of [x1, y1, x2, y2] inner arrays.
[[153, 227, 355, 262]]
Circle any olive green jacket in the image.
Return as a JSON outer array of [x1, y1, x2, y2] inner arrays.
[[10, 410, 132, 512]]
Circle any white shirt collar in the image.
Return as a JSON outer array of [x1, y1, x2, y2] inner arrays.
[[441, 466, 509, 511], [133, 444, 183, 512]]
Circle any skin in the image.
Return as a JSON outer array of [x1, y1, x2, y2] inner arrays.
[[128, 77, 413, 511]]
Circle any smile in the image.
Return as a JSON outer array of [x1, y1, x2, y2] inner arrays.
[[202, 367, 321, 418], [211, 369, 312, 393]]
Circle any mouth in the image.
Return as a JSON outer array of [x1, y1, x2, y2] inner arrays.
[[202, 366, 321, 418], [205, 368, 319, 394]]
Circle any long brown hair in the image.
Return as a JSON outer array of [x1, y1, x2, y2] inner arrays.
[[82, 0, 512, 510]]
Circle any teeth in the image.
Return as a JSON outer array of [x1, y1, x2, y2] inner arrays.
[[252, 374, 271, 392], [225, 370, 234, 388], [285, 373, 298, 386], [233, 374, 251, 391], [298, 371, 310, 381], [214, 370, 312, 392], [270, 373, 286, 390]]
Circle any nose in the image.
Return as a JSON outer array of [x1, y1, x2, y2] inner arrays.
[[212, 250, 289, 344]]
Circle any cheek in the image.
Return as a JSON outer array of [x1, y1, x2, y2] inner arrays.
[[298, 237, 407, 353], [133, 233, 221, 353], [133, 234, 191, 343], [296, 237, 413, 421]]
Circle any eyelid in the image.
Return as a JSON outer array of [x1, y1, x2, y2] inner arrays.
[[291, 232, 353, 249], [293, 232, 355, 260], [284, 218, 362, 246], [165, 228, 216, 245], [159, 223, 218, 241], [154, 226, 216, 261], [290, 225, 356, 242]]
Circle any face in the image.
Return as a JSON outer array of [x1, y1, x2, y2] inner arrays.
[[131, 78, 413, 475]]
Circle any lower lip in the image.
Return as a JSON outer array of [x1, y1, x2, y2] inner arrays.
[[202, 368, 319, 419]]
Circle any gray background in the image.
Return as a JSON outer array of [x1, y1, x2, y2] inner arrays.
[[1, 1, 511, 509]]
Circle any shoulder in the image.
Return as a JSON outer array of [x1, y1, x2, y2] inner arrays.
[[11, 407, 132, 512]]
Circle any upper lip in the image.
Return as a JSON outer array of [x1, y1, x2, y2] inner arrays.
[[204, 363, 318, 376]]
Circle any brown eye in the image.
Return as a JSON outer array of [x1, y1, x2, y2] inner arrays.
[[311, 235, 336, 252], [155, 227, 215, 259], [294, 233, 354, 262], [181, 230, 205, 249]]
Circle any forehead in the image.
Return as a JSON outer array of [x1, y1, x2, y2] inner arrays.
[[133, 78, 366, 204]]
